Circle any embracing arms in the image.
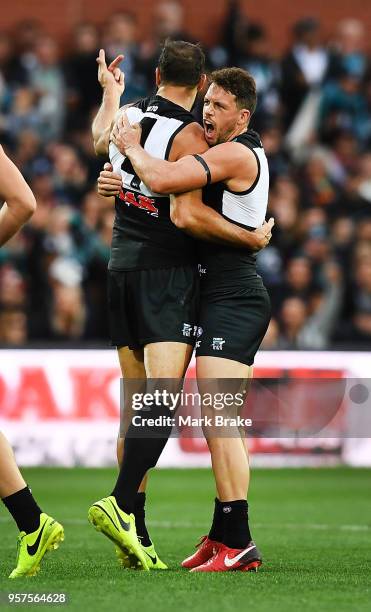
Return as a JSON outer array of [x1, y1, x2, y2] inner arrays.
[[111, 113, 257, 194], [170, 190, 274, 251], [97, 168, 273, 251]]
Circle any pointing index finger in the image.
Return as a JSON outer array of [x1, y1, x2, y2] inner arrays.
[[108, 54, 124, 71]]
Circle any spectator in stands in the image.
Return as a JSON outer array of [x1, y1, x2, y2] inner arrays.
[[0, 308, 28, 345], [103, 12, 146, 104], [49, 267, 86, 341], [278, 263, 343, 348], [319, 68, 369, 143], [260, 122, 289, 186], [29, 35, 65, 141], [9, 19, 43, 85], [301, 150, 339, 210], [138, 0, 192, 92], [342, 258, 371, 344], [329, 19, 368, 81], [49, 144, 89, 207], [64, 23, 101, 131], [281, 17, 329, 129], [234, 23, 280, 129]]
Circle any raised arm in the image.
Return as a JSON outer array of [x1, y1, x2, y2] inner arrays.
[[0, 146, 36, 246], [111, 113, 252, 193], [92, 49, 125, 156], [170, 190, 274, 251]]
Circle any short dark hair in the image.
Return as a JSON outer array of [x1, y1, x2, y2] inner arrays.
[[210, 67, 257, 114], [158, 39, 205, 87]]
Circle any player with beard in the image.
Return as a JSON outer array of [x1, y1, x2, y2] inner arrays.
[[100, 67, 272, 572], [89, 43, 271, 571], [0, 146, 64, 578]]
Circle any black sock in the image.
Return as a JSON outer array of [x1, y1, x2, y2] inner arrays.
[[134, 492, 151, 547], [208, 498, 224, 542], [222, 499, 252, 549], [2, 486, 42, 534], [111, 404, 172, 514]]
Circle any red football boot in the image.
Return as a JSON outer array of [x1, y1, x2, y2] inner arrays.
[[181, 536, 222, 569], [190, 541, 262, 573]]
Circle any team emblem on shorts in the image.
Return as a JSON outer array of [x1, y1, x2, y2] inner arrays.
[[182, 323, 193, 337], [195, 326, 203, 338], [212, 337, 225, 351]]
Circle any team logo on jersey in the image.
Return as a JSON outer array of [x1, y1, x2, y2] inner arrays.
[[119, 189, 159, 216], [212, 337, 225, 351], [182, 323, 193, 337]]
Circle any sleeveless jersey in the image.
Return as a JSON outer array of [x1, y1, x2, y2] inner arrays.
[[199, 129, 269, 278], [108, 95, 197, 271]]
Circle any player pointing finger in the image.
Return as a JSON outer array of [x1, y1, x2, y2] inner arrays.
[[96, 48, 125, 94]]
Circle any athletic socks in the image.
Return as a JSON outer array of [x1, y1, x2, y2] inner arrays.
[[111, 404, 173, 515], [2, 486, 42, 534], [221, 499, 252, 549], [134, 492, 151, 547], [208, 498, 224, 542]]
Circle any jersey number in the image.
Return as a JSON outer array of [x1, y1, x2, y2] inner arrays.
[[121, 117, 157, 190]]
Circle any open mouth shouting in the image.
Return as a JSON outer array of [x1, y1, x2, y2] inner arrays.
[[203, 119, 216, 143]]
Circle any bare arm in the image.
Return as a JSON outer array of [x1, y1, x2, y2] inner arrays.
[[170, 190, 274, 251], [112, 113, 251, 193], [0, 146, 36, 247], [91, 49, 125, 156]]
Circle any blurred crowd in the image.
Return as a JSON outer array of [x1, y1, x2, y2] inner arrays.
[[0, 0, 370, 348]]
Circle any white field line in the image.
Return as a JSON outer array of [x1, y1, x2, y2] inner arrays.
[[0, 517, 369, 531]]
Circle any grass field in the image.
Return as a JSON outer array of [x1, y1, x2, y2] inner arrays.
[[0, 468, 370, 611]]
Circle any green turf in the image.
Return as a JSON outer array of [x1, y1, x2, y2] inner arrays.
[[0, 468, 370, 611]]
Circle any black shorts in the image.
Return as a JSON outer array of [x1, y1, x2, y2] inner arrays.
[[196, 274, 271, 366], [107, 266, 199, 350]]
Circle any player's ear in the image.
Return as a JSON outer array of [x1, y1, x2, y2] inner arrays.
[[239, 108, 250, 128], [155, 67, 161, 87], [197, 73, 207, 92]]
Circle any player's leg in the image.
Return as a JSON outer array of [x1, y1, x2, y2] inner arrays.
[[0, 433, 64, 578], [189, 356, 261, 573], [184, 284, 270, 572], [144, 341, 193, 378], [112, 340, 193, 517], [116, 344, 147, 486], [111, 266, 197, 518], [198, 355, 251, 512], [90, 267, 197, 569], [118, 340, 192, 502], [115, 345, 165, 567], [0, 433, 27, 499], [88, 271, 151, 570], [90, 341, 192, 571], [182, 357, 251, 570]]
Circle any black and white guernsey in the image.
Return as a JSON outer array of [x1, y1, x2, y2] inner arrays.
[[200, 129, 269, 278], [108, 95, 197, 271]]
